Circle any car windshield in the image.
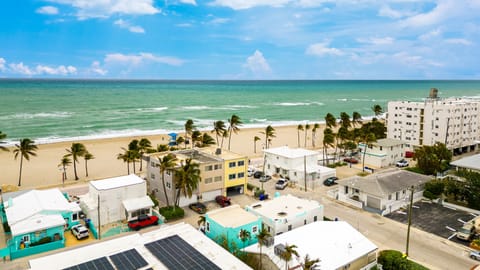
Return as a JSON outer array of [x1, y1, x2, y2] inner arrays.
[[458, 227, 471, 234]]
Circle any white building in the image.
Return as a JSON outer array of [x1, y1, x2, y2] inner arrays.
[[450, 154, 480, 172], [245, 194, 323, 236], [244, 221, 378, 270], [387, 89, 480, 154], [29, 222, 252, 270], [263, 146, 336, 189], [359, 138, 407, 168], [79, 174, 154, 228]]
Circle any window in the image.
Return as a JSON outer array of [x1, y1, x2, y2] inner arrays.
[[229, 174, 236, 180], [151, 173, 155, 179], [238, 160, 245, 166], [388, 194, 392, 200], [205, 177, 213, 184], [288, 225, 292, 231], [238, 172, 245, 178], [229, 162, 236, 168], [151, 161, 156, 167], [205, 165, 213, 171], [132, 208, 149, 218], [72, 213, 78, 222], [206, 222, 210, 232], [166, 182, 171, 189], [22, 235, 30, 243], [252, 225, 258, 234], [314, 216, 317, 222], [304, 220, 307, 225], [214, 176, 222, 182], [214, 164, 222, 170]]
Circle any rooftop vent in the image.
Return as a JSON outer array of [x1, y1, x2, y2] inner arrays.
[[215, 148, 222, 155]]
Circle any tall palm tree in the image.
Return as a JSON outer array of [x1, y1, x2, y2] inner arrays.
[[311, 123, 320, 148], [303, 254, 320, 270], [256, 227, 271, 270], [339, 112, 351, 129], [59, 156, 71, 181], [184, 119, 195, 149], [159, 153, 178, 207], [212, 120, 227, 147], [197, 215, 206, 232], [227, 114, 242, 150], [323, 128, 335, 165], [176, 136, 185, 148], [191, 130, 202, 147], [261, 125, 276, 149], [297, 124, 304, 147], [117, 149, 130, 174], [157, 144, 170, 152], [304, 123, 310, 147], [324, 113, 337, 129], [239, 228, 251, 251], [174, 158, 201, 207], [372, 104, 383, 119], [280, 243, 299, 270], [128, 139, 140, 173], [254, 136, 261, 153], [200, 133, 216, 147], [0, 131, 9, 152], [138, 138, 152, 171], [13, 138, 38, 186], [83, 151, 94, 177], [360, 129, 377, 172], [65, 143, 86, 180], [352, 111, 362, 127]]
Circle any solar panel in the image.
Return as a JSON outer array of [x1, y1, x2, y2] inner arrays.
[[63, 257, 114, 270], [109, 249, 148, 270], [145, 235, 221, 270]]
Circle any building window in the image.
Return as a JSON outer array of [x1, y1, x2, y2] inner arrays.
[[214, 176, 222, 182], [22, 235, 30, 243], [304, 220, 307, 225], [388, 194, 392, 200], [314, 216, 317, 222], [206, 222, 210, 232], [288, 225, 292, 231], [229, 162, 236, 168], [205, 177, 213, 184], [238, 160, 245, 166], [229, 174, 236, 180], [72, 213, 78, 222], [205, 165, 213, 171], [252, 225, 258, 234], [166, 182, 171, 189], [151, 161, 156, 167], [214, 164, 222, 170], [238, 172, 245, 178], [151, 173, 155, 179]]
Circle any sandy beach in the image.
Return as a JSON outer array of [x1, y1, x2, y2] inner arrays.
[[0, 124, 328, 190]]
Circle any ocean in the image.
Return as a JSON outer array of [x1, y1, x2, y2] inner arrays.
[[1, 79, 480, 145]]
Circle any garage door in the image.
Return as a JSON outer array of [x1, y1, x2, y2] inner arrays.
[[366, 196, 381, 210], [202, 189, 222, 202]]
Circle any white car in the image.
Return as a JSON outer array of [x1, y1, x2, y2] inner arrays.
[[396, 159, 409, 167], [248, 167, 256, 177], [71, 224, 89, 240], [275, 179, 288, 190]]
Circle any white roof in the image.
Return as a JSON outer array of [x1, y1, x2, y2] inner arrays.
[[264, 146, 318, 159], [122, 196, 154, 212], [12, 214, 66, 236], [244, 221, 377, 270], [450, 154, 480, 171], [246, 194, 322, 222], [5, 188, 80, 228], [90, 174, 144, 190], [206, 205, 259, 228], [28, 222, 252, 270], [293, 163, 336, 174]]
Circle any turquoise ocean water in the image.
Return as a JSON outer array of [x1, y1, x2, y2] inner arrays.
[[1, 80, 480, 145]]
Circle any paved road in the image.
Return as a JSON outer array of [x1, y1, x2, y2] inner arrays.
[[252, 177, 475, 270]]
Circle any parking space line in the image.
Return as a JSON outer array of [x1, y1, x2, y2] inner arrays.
[[444, 205, 457, 210], [412, 205, 420, 209], [446, 226, 456, 232], [397, 211, 407, 215], [470, 213, 478, 217], [447, 233, 457, 240], [457, 218, 466, 224]]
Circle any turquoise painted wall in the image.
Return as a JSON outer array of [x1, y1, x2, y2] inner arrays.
[[10, 225, 64, 254], [205, 216, 261, 251]]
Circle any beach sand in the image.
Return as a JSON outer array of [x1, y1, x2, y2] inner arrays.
[[0, 124, 332, 190]]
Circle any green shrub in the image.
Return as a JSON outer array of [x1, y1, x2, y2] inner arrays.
[[159, 206, 184, 221], [378, 250, 429, 270], [30, 236, 52, 247], [3, 222, 10, 233], [149, 193, 159, 207], [247, 183, 257, 191], [424, 180, 444, 197], [254, 189, 265, 197], [423, 190, 436, 200], [405, 167, 425, 175]]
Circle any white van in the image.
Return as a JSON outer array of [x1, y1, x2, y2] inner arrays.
[[457, 223, 475, 241]]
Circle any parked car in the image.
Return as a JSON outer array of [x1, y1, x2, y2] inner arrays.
[[253, 171, 264, 179], [470, 251, 480, 261], [457, 223, 475, 241], [71, 224, 89, 240], [215, 195, 231, 207], [396, 159, 409, 167], [189, 202, 207, 214], [323, 176, 339, 186], [128, 214, 159, 231], [275, 179, 288, 190], [405, 151, 414, 158], [343, 157, 359, 164], [248, 167, 256, 177], [259, 175, 272, 182]]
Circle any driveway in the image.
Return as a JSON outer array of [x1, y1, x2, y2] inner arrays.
[[385, 201, 477, 246]]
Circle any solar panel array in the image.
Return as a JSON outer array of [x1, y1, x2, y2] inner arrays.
[[63, 257, 114, 270], [109, 249, 148, 270], [145, 235, 221, 270]]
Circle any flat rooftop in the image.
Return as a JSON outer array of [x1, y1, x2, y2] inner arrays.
[[207, 204, 259, 227], [246, 194, 322, 221], [90, 174, 144, 190], [264, 146, 318, 158]]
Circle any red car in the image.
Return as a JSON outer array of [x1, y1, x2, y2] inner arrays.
[[343, 157, 359, 164], [128, 214, 159, 231], [215, 195, 232, 207]]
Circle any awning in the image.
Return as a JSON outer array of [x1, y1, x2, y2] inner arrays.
[[122, 196, 154, 212]]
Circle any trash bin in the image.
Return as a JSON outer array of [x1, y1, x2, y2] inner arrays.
[[259, 194, 265, 201]]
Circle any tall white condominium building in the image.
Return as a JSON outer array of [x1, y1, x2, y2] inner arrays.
[[387, 88, 480, 154]]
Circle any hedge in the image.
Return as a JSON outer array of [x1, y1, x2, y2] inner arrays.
[[159, 206, 185, 221], [378, 250, 429, 270]]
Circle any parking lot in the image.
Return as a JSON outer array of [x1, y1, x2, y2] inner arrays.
[[385, 201, 477, 246]]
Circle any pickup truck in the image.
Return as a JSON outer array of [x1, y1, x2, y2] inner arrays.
[[128, 215, 159, 231]]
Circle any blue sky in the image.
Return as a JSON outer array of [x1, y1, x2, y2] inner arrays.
[[1, 0, 479, 79]]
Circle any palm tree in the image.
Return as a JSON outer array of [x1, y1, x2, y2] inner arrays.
[[256, 227, 271, 270], [59, 156, 71, 182], [352, 111, 362, 127], [324, 113, 337, 129], [157, 144, 170, 152], [261, 125, 276, 149], [191, 130, 202, 147], [128, 139, 140, 173], [0, 131, 9, 152], [200, 133, 216, 147], [304, 123, 310, 147], [83, 151, 94, 177], [65, 143, 86, 180], [323, 128, 335, 165], [138, 138, 152, 171], [280, 243, 299, 270], [174, 158, 201, 207], [212, 120, 227, 147], [227, 114, 242, 150], [303, 254, 320, 270], [184, 119, 195, 149], [254, 136, 261, 153], [13, 138, 38, 186], [117, 149, 130, 174], [297, 124, 304, 147], [339, 112, 351, 129], [360, 129, 377, 172], [197, 215, 206, 228], [311, 123, 320, 147], [239, 228, 251, 251], [372, 104, 383, 119], [159, 153, 178, 207]]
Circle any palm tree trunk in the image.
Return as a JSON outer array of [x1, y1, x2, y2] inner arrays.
[[162, 173, 170, 207], [139, 156, 143, 171], [17, 156, 23, 186], [362, 147, 367, 172], [73, 158, 79, 180], [85, 160, 89, 177], [127, 161, 130, 174], [254, 141, 257, 153], [133, 160, 136, 174], [297, 131, 300, 147], [305, 130, 308, 147], [63, 164, 68, 180], [228, 128, 233, 150], [259, 246, 263, 270]]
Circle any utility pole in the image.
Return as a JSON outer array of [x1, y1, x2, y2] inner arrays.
[[304, 155, 307, 192], [97, 194, 101, 240], [405, 185, 414, 257]]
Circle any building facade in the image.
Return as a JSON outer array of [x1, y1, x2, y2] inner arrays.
[[387, 89, 480, 154], [359, 138, 407, 168]]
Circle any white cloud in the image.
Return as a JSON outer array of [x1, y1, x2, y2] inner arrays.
[[179, 0, 197, 5], [49, 0, 160, 19], [306, 42, 344, 56], [114, 19, 145, 33], [393, 52, 443, 67], [89, 61, 108, 75], [445, 38, 472, 45], [36, 6, 59, 15], [8, 62, 76, 76], [378, 5, 413, 19], [399, 1, 456, 28], [9, 63, 35, 75], [419, 28, 442, 40], [0, 58, 6, 71], [210, 0, 291, 10], [244, 50, 271, 74], [357, 37, 394, 45], [104, 53, 184, 66], [209, 18, 230, 24]]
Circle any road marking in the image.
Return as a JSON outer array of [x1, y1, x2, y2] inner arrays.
[[397, 211, 407, 215], [458, 218, 466, 224], [444, 205, 456, 210], [447, 233, 457, 240], [412, 205, 420, 209], [446, 226, 456, 232], [470, 213, 478, 217]]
